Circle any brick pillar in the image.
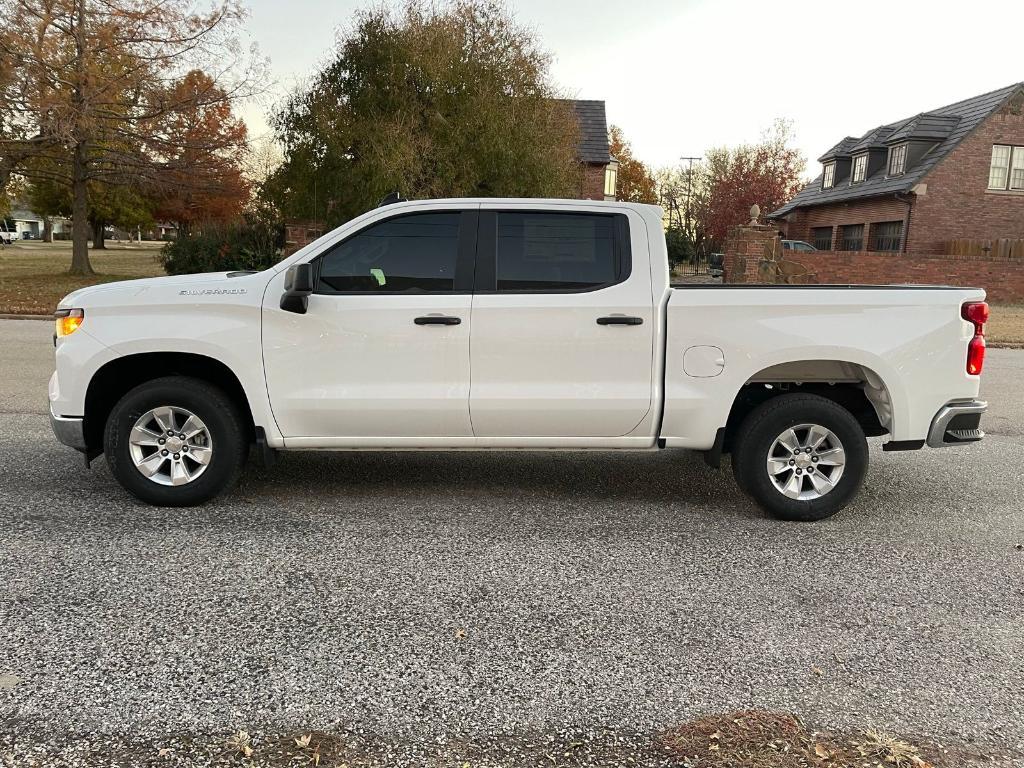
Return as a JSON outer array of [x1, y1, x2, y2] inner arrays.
[[722, 223, 778, 284]]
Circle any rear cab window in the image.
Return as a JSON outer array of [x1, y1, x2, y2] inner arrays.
[[477, 211, 631, 293]]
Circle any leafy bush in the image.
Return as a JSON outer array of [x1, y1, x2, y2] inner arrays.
[[160, 215, 285, 275]]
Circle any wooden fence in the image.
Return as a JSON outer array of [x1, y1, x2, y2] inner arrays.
[[944, 238, 1024, 259]]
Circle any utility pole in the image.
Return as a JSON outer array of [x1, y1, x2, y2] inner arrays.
[[679, 155, 700, 253]]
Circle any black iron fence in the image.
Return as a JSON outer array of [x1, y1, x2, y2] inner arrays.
[[678, 252, 722, 276]]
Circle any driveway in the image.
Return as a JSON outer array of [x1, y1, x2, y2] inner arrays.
[[0, 318, 1021, 765]]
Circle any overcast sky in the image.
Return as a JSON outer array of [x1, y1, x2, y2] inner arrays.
[[240, 0, 1024, 178]]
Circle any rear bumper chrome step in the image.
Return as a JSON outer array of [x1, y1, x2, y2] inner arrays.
[[927, 400, 987, 448]]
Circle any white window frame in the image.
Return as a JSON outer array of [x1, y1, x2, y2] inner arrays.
[[822, 162, 836, 189], [851, 153, 867, 184], [1010, 146, 1024, 191], [888, 143, 907, 176], [603, 165, 617, 198], [988, 144, 1022, 190]]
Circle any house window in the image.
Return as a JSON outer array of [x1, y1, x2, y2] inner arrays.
[[872, 221, 903, 252], [989, 145, 1024, 190], [888, 144, 907, 176], [851, 154, 867, 183], [811, 227, 833, 250], [840, 224, 864, 251], [822, 163, 835, 189], [603, 166, 617, 198], [989, 145, 1011, 189]]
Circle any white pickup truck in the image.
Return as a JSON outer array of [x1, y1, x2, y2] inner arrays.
[[49, 199, 989, 520]]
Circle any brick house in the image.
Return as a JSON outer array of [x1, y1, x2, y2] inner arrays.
[[769, 83, 1024, 253], [566, 100, 618, 202]]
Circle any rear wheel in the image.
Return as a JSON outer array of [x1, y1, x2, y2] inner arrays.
[[732, 394, 867, 521], [104, 376, 248, 506]]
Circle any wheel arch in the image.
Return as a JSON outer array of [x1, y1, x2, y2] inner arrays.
[[722, 358, 895, 453], [84, 352, 256, 451]]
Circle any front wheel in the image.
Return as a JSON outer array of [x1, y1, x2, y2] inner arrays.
[[104, 376, 248, 506], [732, 394, 868, 521]]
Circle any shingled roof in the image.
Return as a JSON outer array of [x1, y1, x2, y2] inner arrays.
[[771, 83, 1024, 217], [566, 100, 611, 164]]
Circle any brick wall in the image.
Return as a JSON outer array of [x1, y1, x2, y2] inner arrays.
[[580, 163, 608, 201], [722, 223, 777, 283], [284, 221, 325, 256], [778, 250, 1024, 303], [724, 223, 1024, 302], [909, 103, 1024, 252], [780, 197, 910, 251]]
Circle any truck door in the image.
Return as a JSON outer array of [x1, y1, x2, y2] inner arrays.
[[468, 207, 654, 438], [262, 207, 477, 441]]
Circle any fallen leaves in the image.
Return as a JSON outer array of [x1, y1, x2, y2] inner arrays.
[[854, 729, 934, 768], [659, 710, 941, 768], [225, 730, 254, 758]]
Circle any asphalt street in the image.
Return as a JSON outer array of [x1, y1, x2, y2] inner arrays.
[[1, 318, 1021, 765]]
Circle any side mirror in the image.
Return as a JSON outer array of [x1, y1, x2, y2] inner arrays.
[[280, 263, 314, 314]]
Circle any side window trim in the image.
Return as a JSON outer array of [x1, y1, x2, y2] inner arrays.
[[473, 209, 633, 294], [311, 209, 479, 296]]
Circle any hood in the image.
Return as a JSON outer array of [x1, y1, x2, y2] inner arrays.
[[58, 270, 263, 309]]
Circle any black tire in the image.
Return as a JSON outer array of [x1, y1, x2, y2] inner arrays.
[[732, 393, 868, 521], [104, 376, 248, 506]]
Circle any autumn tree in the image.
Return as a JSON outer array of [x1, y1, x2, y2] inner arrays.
[[147, 70, 250, 236], [266, 0, 580, 226], [700, 119, 805, 248], [0, 0, 259, 274], [608, 126, 656, 204]]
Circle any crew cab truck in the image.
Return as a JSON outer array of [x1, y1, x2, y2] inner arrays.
[[49, 199, 989, 521]]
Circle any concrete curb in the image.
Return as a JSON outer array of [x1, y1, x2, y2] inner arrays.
[[0, 313, 52, 321]]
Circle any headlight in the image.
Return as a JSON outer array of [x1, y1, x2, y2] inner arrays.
[[54, 308, 85, 338]]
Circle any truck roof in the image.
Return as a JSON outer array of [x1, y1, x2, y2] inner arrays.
[[377, 197, 664, 216]]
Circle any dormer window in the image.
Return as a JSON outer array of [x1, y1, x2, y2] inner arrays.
[[851, 154, 867, 183], [822, 162, 836, 189], [888, 144, 907, 176]]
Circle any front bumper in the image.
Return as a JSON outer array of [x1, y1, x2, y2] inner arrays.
[[927, 399, 987, 448], [50, 408, 87, 451]]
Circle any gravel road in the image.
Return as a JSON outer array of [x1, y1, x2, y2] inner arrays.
[[1, 318, 1021, 766]]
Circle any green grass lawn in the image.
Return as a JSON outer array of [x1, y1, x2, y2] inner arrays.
[[0, 240, 166, 315]]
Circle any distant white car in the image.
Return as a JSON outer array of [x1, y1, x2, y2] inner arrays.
[[0, 229, 15, 245], [782, 239, 817, 252], [49, 198, 988, 521]]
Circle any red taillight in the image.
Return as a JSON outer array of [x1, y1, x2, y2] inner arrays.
[[967, 335, 986, 375], [962, 302, 989, 326], [962, 301, 988, 375]]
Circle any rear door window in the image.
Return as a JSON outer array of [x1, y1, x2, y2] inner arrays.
[[493, 212, 627, 292]]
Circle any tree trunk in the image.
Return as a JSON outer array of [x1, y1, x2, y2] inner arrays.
[[92, 220, 106, 249], [69, 142, 94, 276], [43, 217, 53, 243]]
